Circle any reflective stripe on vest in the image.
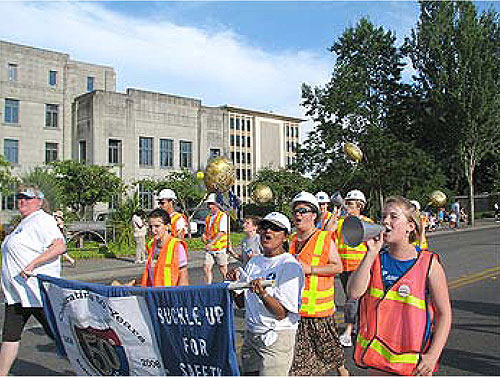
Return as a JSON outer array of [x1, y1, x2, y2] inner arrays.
[[357, 334, 419, 365], [205, 211, 228, 251], [369, 287, 426, 310], [163, 240, 176, 286], [291, 231, 335, 317], [170, 212, 184, 238]]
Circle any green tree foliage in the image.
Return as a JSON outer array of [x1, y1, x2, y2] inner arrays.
[[50, 160, 123, 219], [0, 154, 19, 196], [297, 17, 445, 214], [249, 167, 314, 216], [109, 194, 140, 248], [403, 0, 500, 223]]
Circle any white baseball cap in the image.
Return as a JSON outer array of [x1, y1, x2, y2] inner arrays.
[[259, 212, 291, 234], [18, 188, 44, 200], [157, 189, 177, 200]]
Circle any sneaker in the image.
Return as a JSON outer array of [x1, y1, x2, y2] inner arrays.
[[339, 332, 352, 347]]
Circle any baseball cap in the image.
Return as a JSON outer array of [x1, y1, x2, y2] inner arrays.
[[258, 212, 291, 234], [157, 189, 177, 200], [17, 188, 44, 200]]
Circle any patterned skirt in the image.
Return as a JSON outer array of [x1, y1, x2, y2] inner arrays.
[[289, 316, 345, 376]]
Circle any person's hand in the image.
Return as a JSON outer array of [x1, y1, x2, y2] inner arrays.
[[226, 268, 241, 281], [366, 231, 384, 256], [413, 352, 438, 376], [299, 261, 312, 275], [250, 278, 266, 297], [21, 263, 35, 279]]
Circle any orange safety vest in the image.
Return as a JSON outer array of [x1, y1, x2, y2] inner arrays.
[[317, 211, 332, 231], [204, 211, 228, 252], [354, 250, 438, 376], [170, 212, 188, 238], [337, 215, 373, 272], [141, 236, 187, 287], [290, 230, 336, 318]]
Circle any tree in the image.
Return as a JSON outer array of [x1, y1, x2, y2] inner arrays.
[[297, 17, 445, 214], [21, 166, 64, 212], [51, 160, 123, 219], [0, 154, 19, 196], [403, 0, 500, 224], [249, 167, 314, 217]]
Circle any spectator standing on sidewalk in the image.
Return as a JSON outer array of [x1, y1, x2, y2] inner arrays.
[[495, 202, 500, 222], [132, 209, 147, 264], [0, 186, 66, 376], [451, 200, 461, 228]]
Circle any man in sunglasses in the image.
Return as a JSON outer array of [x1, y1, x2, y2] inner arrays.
[[157, 189, 188, 240], [289, 191, 348, 376]]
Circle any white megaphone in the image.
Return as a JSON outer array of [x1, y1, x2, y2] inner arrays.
[[342, 215, 385, 247], [330, 191, 347, 210]]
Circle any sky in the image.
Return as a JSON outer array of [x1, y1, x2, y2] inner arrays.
[[1, 1, 498, 140]]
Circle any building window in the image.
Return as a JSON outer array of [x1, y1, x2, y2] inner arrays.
[[45, 104, 58, 128], [45, 142, 58, 163], [49, 70, 57, 86], [87, 76, 95, 92], [231, 152, 235, 162], [1, 192, 17, 210], [247, 169, 252, 180], [247, 119, 251, 132], [138, 183, 154, 210], [230, 135, 235, 146], [241, 152, 246, 164], [236, 152, 240, 164], [236, 118, 240, 131], [79, 140, 87, 163], [247, 152, 251, 163], [4, 99, 19, 124], [236, 135, 241, 146], [8, 63, 18, 81], [247, 136, 251, 147], [230, 118, 234, 130], [160, 138, 173, 168], [236, 169, 241, 180], [209, 148, 220, 159], [139, 137, 153, 166], [109, 139, 122, 165], [4, 139, 18, 164], [180, 140, 192, 168]]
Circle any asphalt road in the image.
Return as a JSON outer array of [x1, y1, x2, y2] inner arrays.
[[1, 226, 499, 376]]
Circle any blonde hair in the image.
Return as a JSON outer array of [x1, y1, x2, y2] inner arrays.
[[384, 196, 420, 243]]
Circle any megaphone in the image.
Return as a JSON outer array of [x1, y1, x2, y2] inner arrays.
[[342, 215, 385, 247], [331, 191, 347, 209]]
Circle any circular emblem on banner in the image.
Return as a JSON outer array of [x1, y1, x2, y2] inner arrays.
[[398, 285, 411, 298]]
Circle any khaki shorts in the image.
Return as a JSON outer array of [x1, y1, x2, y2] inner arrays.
[[204, 250, 228, 266], [241, 329, 297, 376]]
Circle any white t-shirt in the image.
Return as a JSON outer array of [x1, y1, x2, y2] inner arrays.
[[243, 253, 304, 333], [1, 210, 64, 307], [132, 214, 146, 236]]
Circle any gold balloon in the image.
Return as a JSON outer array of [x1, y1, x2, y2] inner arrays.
[[196, 171, 204, 180], [204, 156, 235, 193], [429, 190, 447, 207], [344, 142, 363, 162], [252, 184, 273, 203]]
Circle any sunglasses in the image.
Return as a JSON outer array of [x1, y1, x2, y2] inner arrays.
[[158, 200, 170, 205], [293, 207, 314, 215], [17, 194, 35, 200], [258, 222, 285, 232]]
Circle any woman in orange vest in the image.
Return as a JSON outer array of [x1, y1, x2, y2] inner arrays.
[[141, 208, 189, 287], [348, 196, 451, 376], [288, 192, 348, 376]]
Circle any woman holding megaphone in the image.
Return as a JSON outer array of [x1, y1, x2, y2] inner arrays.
[[348, 196, 451, 376]]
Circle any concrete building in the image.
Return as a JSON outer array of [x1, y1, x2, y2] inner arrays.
[[1, 40, 300, 220]]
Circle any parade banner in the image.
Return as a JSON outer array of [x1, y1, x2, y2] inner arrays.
[[37, 275, 240, 376]]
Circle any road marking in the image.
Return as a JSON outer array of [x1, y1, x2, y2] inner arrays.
[[448, 266, 500, 290]]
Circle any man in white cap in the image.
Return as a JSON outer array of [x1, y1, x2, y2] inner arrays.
[[157, 189, 188, 240], [202, 193, 229, 284]]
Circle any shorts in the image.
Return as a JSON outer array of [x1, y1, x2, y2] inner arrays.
[[204, 251, 228, 266], [2, 303, 54, 342], [241, 329, 297, 376]]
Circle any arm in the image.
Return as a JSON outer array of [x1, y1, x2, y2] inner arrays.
[[347, 232, 383, 299], [324, 208, 341, 232], [251, 278, 288, 321], [300, 240, 343, 276], [414, 259, 452, 376], [178, 266, 189, 286], [22, 238, 66, 278]]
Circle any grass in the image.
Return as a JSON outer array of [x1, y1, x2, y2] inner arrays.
[[64, 232, 247, 260]]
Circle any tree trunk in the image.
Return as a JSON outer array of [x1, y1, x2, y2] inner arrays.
[[379, 188, 384, 218], [468, 162, 475, 227]]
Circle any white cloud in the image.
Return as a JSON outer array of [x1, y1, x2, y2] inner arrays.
[[0, 1, 330, 140]]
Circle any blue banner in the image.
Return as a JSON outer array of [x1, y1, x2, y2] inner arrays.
[[37, 275, 240, 376]]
